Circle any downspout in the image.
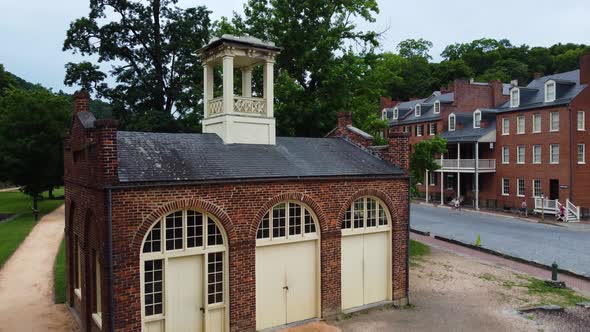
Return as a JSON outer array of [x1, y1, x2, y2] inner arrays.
[[107, 188, 115, 332], [568, 105, 574, 202], [406, 176, 411, 305]]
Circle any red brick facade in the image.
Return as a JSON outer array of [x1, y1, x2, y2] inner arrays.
[[65, 102, 410, 331]]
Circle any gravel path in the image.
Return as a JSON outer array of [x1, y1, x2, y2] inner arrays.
[[0, 205, 78, 331]]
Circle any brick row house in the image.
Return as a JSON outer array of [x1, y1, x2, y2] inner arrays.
[[64, 35, 410, 332], [382, 53, 590, 220]]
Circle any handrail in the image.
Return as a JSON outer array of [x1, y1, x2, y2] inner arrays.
[[566, 199, 580, 221]]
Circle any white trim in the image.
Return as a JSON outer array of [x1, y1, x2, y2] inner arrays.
[[550, 144, 559, 164], [532, 179, 542, 197], [502, 118, 510, 135], [578, 144, 586, 164], [532, 113, 541, 133], [517, 145, 525, 164], [416, 125, 423, 136], [502, 178, 510, 196], [544, 80, 556, 103], [256, 201, 320, 243], [74, 288, 82, 299], [473, 110, 481, 128], [516, 115, 525, 134], [550, 112, 559, 132], [393, 107, 399, 120], [415, 104, 421, 117], [532, 145, 541, 164], [428, 123, 436, 136], [448, 113, 456, 131], [510, 88, 520, 108], [502, 146, 509, 164], [92, 313, 102, 330], [517, 178, 525, 197], [433, 101, 440, 114], [578, 111, 585, 131]]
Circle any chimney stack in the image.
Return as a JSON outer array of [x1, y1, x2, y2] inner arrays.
[[74, 90, 90, 114], [533, 72, 543, 80], [337, 111, 352, 129], [580, 51, 590, 84], [385, 132, 410, 171], [510, 79, 519, 87]]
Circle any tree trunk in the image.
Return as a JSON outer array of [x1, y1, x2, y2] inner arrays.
[[49, 187, 54, 199]]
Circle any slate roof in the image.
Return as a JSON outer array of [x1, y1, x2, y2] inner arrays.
[[440, 121, 496, 143], [116, 132, 404, 183], [498, 70, 587, 112], [384, 92, 454, 126]]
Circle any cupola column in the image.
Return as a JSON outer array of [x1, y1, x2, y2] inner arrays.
[[263, 59, 274, 118], [241, 67, 253, 97], [222, 55, 234, 114]]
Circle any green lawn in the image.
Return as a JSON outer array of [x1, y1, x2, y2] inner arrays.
[[409, 239, 431, 258], [0, 187, 64, 268], [54, 238, 67, 303]]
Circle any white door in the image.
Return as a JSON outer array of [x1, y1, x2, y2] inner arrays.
[[256, 240, 318, 330], [341, 232, 389, 310], [167, 255, 204, 332]]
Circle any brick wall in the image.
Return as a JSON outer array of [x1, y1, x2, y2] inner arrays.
[[570, 83, 590, 214]]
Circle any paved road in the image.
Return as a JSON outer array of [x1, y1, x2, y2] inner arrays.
[[411, 204, 590, 277]]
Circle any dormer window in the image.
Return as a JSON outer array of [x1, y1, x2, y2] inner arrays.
[[433, 101, 440, 114], [545, 80, 556, 102], [415, 104, 421, 117], [448, 113, 456, 131], [382, 109, 387, 120], [393, 107, 399, 120], [473, 110, 482, 128], [510, 88, 520, 108]]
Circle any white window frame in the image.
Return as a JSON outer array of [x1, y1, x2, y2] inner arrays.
[[578, 111, 585, 131], [502, 118, 510, 135], [473, 110, 482, 128], [341, 196, 391, 233], [393, 107, 399, 120], [578, 144, 586, 164], [517, 178, 525, 197], [550, 112, 559, 132], [517, 145, 525, 164], [517, 115, 525, 134], [502, 146, 509, 164], [532, 145, 541, 164], [415, 104, 421, 117], [429, 171, 437, 186], [448, 113, 456, 131], [533, 179, 542, 197], [433, 101, 441, 114], [429, 123, 436, 136], [510, 88, 520, 108], [502, 178, 510, 196], [545, 80, 556, 102], [403, 126, 409, 133], [92, 255, 102, 329], [550, 144, 559, 164], [532, 113, 541, 133], [416, 124, 423, 136]]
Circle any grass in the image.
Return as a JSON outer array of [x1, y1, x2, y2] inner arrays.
[[0, 187, 64, 268], [409, 240, 431, 258], [525, 277, 589, 307], [54, 238, 67, 303]]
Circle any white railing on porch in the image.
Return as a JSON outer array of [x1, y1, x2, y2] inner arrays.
[[533, 197, 580, 222], [207, 96, 266, 116], [436, 159, 496, 170]]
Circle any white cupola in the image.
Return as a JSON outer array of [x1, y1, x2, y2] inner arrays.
[[198, 35, 281, 145]]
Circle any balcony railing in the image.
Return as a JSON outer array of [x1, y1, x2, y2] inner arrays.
[[435, 159, 496, 172], [207, 96, 266, 117]]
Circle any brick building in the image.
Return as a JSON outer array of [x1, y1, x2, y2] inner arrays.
[[382, 53, 590, 220], [64, 35, 410, 332]]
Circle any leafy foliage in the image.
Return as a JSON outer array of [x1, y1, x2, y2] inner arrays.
[[409, 135, 447, 187], [63, 0, 213, 132], [0, 89, 70, 216]]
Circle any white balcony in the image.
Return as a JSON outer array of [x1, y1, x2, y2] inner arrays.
[[207, 96, 267, 117], [435, 159, 496, 173]]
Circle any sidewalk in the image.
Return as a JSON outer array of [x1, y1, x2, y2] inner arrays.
[[0, 187, 19, 193], [413, 200, 590, 231]]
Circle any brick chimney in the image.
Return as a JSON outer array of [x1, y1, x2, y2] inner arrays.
[[533, 72, 543, 80], [337, 111, 352, 128], [74, 90, 90, 114], [384, 132, 410, 171], [380, 96, 397, 109], [490, 80, 507, 107], [580, 51, 590, 84]]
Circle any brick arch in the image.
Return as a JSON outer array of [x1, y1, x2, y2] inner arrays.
[[250, 192, 328, 239], [336, 188, 400, 228], [130, 198, 236, 253]]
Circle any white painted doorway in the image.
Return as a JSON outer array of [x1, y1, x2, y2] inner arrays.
[[341, 197, 391, 311], [141, 210, 228, 332], [255, 202, 320, 331]]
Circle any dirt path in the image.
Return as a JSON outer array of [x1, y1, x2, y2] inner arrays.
[[0, 205, 78, 331]]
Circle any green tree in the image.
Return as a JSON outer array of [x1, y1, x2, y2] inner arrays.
[[63, 0, 212, 132], [0, 89, 70, 219], [409, 136, 447, 195], [217, 0, 380, 137], [397, 38, 433, 60], [0, 65, 15, 96]]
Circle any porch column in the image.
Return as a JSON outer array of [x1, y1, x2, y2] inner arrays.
[[425, 170, 429, 203], [457, 143, 461, 200], [222, 55, 234, 114], [475, 142, 480, 210], [440, 155, 444, 204], [203, 63, 214, 117], [263, 59, 275, 117], [241, 66, 253, 97]]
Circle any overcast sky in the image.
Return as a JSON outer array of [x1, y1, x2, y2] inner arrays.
[[1, 0, 589, 93]]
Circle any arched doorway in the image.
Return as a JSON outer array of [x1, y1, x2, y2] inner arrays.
[[140, 209, 228, 332], [341, 196, 392, 310], [255, 201, 321, 330]]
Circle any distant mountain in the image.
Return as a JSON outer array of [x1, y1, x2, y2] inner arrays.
[[0, 65, 112, 119]]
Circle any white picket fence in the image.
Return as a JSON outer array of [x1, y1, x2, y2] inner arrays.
[[533, 197, 580, 222]]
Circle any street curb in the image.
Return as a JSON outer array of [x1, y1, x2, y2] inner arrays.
[[429, 234, 590, 282], [409, 228, 430, 236]]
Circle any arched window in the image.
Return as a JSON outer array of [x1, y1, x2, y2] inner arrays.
[[448, 113, 456, 131], [415, 104, 421, 117], [510, 88, 520, 108], [473, 110, 482, 128], [341, 196, 390, 231], [545, 80, 556, 102], [256, 201, 318, 242], [433, 100, 441, 114], [141, 210, 228, 331]]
